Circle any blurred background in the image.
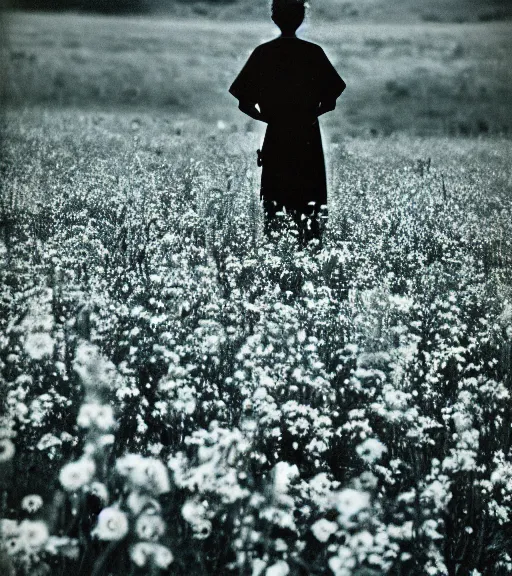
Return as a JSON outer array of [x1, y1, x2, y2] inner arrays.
[[0, 0, 511, 136], [3, 0, 512, 22]]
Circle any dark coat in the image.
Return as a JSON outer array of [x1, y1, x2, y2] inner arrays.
[[229, 37, 346, 214]]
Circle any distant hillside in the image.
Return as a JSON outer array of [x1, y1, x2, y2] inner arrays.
[[5, 0, 512, 23]]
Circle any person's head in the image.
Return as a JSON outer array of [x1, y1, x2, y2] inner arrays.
[[271, 0, 307, 35]]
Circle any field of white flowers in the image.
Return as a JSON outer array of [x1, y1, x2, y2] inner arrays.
[[1, 109, 512, 575]]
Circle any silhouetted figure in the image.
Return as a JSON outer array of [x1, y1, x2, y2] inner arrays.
[[229, 0, 346, 247]]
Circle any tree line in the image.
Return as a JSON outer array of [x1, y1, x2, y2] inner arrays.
[[5, 0, 237, 14]]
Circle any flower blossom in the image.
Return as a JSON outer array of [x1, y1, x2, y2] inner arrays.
[[130, 542, 173, 569], [59, 458, 96, 492], [135, 512, 166, 541], [24, 333, 54, 360], [356, 438, 387, 464], [332, 489, 371, 528], [92, 507, 129, 541], [0, 439, 15, 462], [21, 495, 44, 514], [77, 403, 116, 431], [266, 560, 290, 576], [19, 520, 50, 549], [311, 518, 338, 542]]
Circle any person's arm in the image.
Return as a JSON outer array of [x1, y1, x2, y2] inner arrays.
[[238, 101, 268, 123]]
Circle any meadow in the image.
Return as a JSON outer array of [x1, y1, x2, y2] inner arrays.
[[2, 13, 512, 136], [1, 10, 512, 576]]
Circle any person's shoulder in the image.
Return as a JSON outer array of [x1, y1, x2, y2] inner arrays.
[[298, 38, 321, 47], [296, 38, 324, 51], [257, 37, 323, 52], [255, 38, 278, 51]]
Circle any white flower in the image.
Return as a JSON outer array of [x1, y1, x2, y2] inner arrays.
[[252, 559, 267, 576], [135, 513, 166, 541], [73, 342, 119, 392], [130, 541, 154, 567], [59, 459, 96, 492], [117, 454, 170, 496], [311, 518, 338, 542], [349, 530, 374, 551], [44, 535, 80, 559], [153, 543, 174, 568], [192, 520, 212, 540], [266, 560, 290, 576], [130, 542, 174, 569], [37, 433, 61, 451], [130, 458, 170, 495], [127, 492, 161, 516], [356, 438, 387, 464], [21, 495, 44, 514], [353, 471, 378, 491], [0, 519, 19, 538], [98, 434, 115, 447], [92, 507, 129, 541], [3, 534, 23, 556], [89, 482, 109, 504], [77, 403, 116, 431], [332, 489, 371, 527], [273, 461, 299, 495], [0, 439, 15, 462], [116, 453, 145, 476], [328, 546, 356, 576], [24, 333, 54, 360], [182, 499, 206, 525], [19, 520, 50, 549]]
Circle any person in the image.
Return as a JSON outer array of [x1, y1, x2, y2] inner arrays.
[[229, 0, 346, 248]]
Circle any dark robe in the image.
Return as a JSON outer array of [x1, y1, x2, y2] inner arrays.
[[229, 37, 346, 217]]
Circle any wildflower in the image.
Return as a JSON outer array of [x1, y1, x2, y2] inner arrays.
[[192, 520, 212, 540], [97, 434, 115, 447], [1, 520, 21, 556], [130, 542, 173, 568], [116, 453, 145, 476], [0, 519, 19, 538], [153, 544, 174, 568], [328, 546, 356, 575], [19, 520, 49, 549], [0, 439, 15, 462], [21, 495, 43, 514], [89, 482, 109, 504], [130, 458, 170, 495], [182, 499, 206, 525], [73, 342, 118, 393], [3, 534, 23, 556], [127, 492, 161, 516], [349, 530, 374, 552], [332, 489, 371, 527], [44, 535, 80, 559], [24, 333, 54, 360], [59, 458, 96, 492], [311, 518, 338, 542], [266, 560, 290, 576], [356, 438, 387, 464], [130, 542, 154, 567], [135, 513, 166, 541], [353, 471, 378, 491], [77, 403, 116, 431], [92, 507, 129, 541], [273, 461, 299, 495], [37, 433, 61, 451]]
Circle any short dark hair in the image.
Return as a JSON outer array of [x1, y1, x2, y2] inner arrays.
[[271, 0, 306, 33]]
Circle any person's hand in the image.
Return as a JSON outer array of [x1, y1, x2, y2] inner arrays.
[[238, 101, 268, 123]]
